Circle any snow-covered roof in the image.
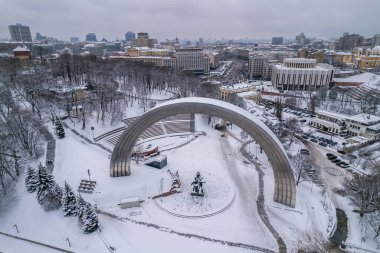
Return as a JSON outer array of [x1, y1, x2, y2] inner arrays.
[[335, 52, 352, 56], [237, 90, 259, 98], [274, 63, 333, 71], [333, 72, 380, 89], [372, 45, 380, 51], [348, 135, 369, 144], [13, 45, 30, 52], [220, 81, 260, 90], [120, 197, 140, 203], [315, 110, 347, 120], [346, 113, 380, 125]]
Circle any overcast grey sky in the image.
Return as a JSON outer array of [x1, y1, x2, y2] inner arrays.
[[1, 0, 379, 41]]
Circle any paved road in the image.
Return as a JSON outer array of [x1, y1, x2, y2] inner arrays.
[[302, 140, 348, 209], [0, 232, 75, 253]]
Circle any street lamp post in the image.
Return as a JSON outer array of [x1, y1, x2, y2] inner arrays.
[[66, 237, 71, 247], [91, 126, 95, 140]]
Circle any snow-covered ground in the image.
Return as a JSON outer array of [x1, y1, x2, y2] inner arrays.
[[334, 72, 380, 90], [1, 94, 379, 252]]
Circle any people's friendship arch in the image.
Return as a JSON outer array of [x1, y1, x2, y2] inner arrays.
[[110, 97, 296, 207]]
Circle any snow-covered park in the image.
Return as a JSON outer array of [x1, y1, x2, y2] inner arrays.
[[0, 87, 379, 253]]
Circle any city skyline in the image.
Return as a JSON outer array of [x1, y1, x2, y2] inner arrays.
[[1, 0, 379, 42]]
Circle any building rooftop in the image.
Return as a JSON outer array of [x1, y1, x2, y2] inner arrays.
[[220, 81, 260, 91], [13, 45, 30, 52], [315, 110, 347, 120], [335, 52, 352, 56], [346, 113, 380, 125], [273, 63, 333, 71], [333, 72, 380, 89]]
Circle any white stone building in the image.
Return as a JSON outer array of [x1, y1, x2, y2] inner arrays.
[[345, 113, 380, 138], [309, 110, 380, 139], [176, 48, 210, 74], [271, 58, 333, 91]]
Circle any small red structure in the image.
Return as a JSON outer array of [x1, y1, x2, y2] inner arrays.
[[13, 45, 32, 66], [132, 146, 159, 158]]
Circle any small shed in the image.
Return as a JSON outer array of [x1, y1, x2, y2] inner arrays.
[[120, 197, 140, 209], [145, 155, 167, 169]]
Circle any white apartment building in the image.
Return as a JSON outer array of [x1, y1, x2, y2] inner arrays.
[[271, 58, 333, 91], [176, 48, 210, 74], [248, 54, 266, 79], [110, 48, 210, 74], [263, 59, 277, 80], [345, 114, 380, 138], [309, 110, 346, 134], [309, 110, 380, 139]]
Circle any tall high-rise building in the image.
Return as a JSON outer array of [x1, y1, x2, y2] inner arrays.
[[372, 34, 380, 47], [295, 33, 310, 46], [86, 33, 97, 42], [137, 32, 149, 40], [175, 48, 210, 74], [70, 37, 80, 43], [134, 32, 156, 48], [125, 31, 136, 41], [8, 23, 32, 42], [248, 54, 266, 79], [272, 37, 283, 45], [336, 33, 364, 51]]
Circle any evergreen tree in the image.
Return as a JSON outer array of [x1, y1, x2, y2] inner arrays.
[[77, 194, 87, 219], [41, 184, 63, 211], [56, 119, 65, 139], [36, 163, 55, 205], [82, 204, 99, 233], [35, 163, 62, 210], [25, 167, 38, 193], [62, 181, 78, 217], [329, 86, 338, 100]]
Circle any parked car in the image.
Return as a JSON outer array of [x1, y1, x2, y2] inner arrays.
[[328, 155, 337, 160], [319, 142, 328, 147], [340, 164, 350, 168], [300, 149, 310, 155], [302, 135, 309, 139], [326, 153, 334, 158], [337, 150, 346, 154], [332, 158, 341, 163], [310, 138, 318, 143], [300, 119, 307, 123]]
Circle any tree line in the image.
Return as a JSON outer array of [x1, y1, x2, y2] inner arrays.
[[0, 53, 206, 198]]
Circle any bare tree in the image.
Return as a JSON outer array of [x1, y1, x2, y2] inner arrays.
[[292, 153, 312, 186], [284, 117, 300, 149], [274, 99, 283, 121], [344, 170, 380, 216]]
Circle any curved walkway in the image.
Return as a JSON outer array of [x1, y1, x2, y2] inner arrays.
[[0, 231, 75, 253], [97, 209, 276, 253], [39, 126, 56, 171], [62, 122, 113, 153], [240, 141, 287, 253]]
